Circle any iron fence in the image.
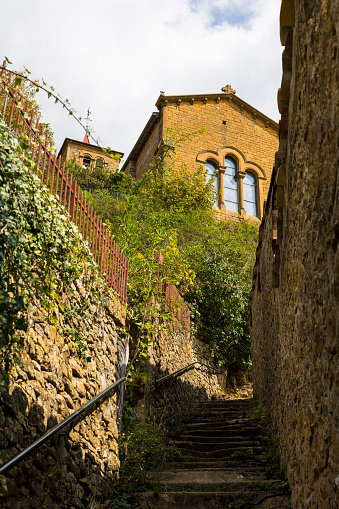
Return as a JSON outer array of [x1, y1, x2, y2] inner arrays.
[[156, 251, 190, 331], [0, 61, 128, 302]]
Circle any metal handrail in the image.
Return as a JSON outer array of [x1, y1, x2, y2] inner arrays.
[[0, 376, 126, 476], [153, 361, 223, 387]]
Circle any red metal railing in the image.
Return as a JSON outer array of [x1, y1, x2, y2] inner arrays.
[[156, 251, 190, 332], [0, 61, 128, 303]]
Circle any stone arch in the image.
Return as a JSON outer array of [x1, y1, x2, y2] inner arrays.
[[196, 150, 220, 166], [244, 161, 266, 180], [217, 146, 246, 173]]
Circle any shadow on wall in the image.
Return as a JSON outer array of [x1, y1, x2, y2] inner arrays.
[[0, 384, 119, 509], [146, 363, 225, 433]]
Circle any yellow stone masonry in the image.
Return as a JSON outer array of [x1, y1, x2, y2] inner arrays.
[[59, 137, 122, 173], [123, 90, 279, 221]]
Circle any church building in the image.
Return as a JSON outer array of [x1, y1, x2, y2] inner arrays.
[[58, 132, 123, 173], [122, 86, 279, 221]]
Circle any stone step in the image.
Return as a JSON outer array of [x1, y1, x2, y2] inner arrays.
[[172, 439, 259, 452], [189, 411, 252, 420], [174, 445, 263, 459], [167, 460, 267, 470], [181, 426, 257, 437], [148, 469, 272, 490], [131, 490, 290, 509], [197, 399, 252, 407], [128, 397, 290, 508], [185, 417, 253, 426], [175, 433, 259, 443]]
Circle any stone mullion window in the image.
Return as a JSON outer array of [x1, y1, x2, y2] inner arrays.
[[238, 171, 245, 214], [243, 172, 258, 217], [205, 161, 219, 207], [224, 157, 239, 213], [218, 166, 226, 209]]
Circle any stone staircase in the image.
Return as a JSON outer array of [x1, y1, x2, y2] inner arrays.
[[131, 398, 290, 508]]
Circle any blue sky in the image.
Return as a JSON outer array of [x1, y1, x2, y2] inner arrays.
[[208, 7, 251, 27], [0, 0, 282, 158]]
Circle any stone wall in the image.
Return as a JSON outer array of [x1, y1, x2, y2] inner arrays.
[[59, 138, 122, 173], [162, 95, 278, 193], [0, 281, 127, 509], [144, 317, 226, 432], [123, 90, 279, 221], [250, 1, 338, 508]]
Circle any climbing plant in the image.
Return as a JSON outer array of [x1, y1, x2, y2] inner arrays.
[[0, 58, 259, 375], [0, 122, 107, 382], [81, 127, 258, 370]]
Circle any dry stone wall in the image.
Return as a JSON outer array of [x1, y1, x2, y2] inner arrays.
[[144, 318, 226, 432], [0, 280, 126, 509], [250, 1, 338, 508]]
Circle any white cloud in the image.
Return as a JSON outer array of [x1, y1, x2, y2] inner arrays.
[[1, 0, 282, 160]]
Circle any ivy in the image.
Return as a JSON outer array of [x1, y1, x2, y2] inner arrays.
[[0, 122, 106, 380]]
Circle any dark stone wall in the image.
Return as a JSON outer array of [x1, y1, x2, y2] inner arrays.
[[0, 282, 126, 509], [250, 1, 338, 508]]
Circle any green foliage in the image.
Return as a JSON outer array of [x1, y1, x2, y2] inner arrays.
[[111, 493, 131, 509], [247, 480, 282, 492], [226, 497, 254, 509], [112, 423, 181, 503], [87, 127, 258, 370], [0, 463, 8, 498], [183, 218, 258, 369], [230, 448, 255, 458], [0, 122, 104, 379], [63, 157, 123, 193]]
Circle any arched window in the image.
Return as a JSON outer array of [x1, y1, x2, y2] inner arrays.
[[205, 161, 218, 206], [82, 154, 92, 169], [224, 157, 238, 212], [96, 157, 104, 168], [243, 172, 258, 217]]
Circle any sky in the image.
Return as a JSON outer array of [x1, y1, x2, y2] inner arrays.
[[1, 0, 282, 161]]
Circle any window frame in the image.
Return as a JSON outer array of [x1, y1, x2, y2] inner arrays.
[[197, 146, 265, 219], [82, 154, 92, 169], [205, 159, 219, 207], [95, 157, 104, 168]]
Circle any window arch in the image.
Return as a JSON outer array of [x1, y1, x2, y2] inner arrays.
[[224, 156, 238, 212], [197, 147, 265, 219], [243, 171, 258, 217], [205, 160, 218, 206], [82, 154, 92, 169], [96, 157, 104, 168]]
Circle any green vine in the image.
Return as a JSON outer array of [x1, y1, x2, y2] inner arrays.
[[0, 122, 108, 381], [1, 58, 116, 155]]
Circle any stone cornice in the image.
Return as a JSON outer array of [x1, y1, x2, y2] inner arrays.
[[155, 93, 279, 131]]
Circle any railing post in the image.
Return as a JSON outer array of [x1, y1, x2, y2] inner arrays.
[[69, 179, 76, 222]]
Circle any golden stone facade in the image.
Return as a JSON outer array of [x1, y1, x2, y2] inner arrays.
[[58, 135, 123, 173], [122, 88, 279, 221]]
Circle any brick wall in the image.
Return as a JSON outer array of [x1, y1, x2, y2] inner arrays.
[[162, 98, 277, 184]]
